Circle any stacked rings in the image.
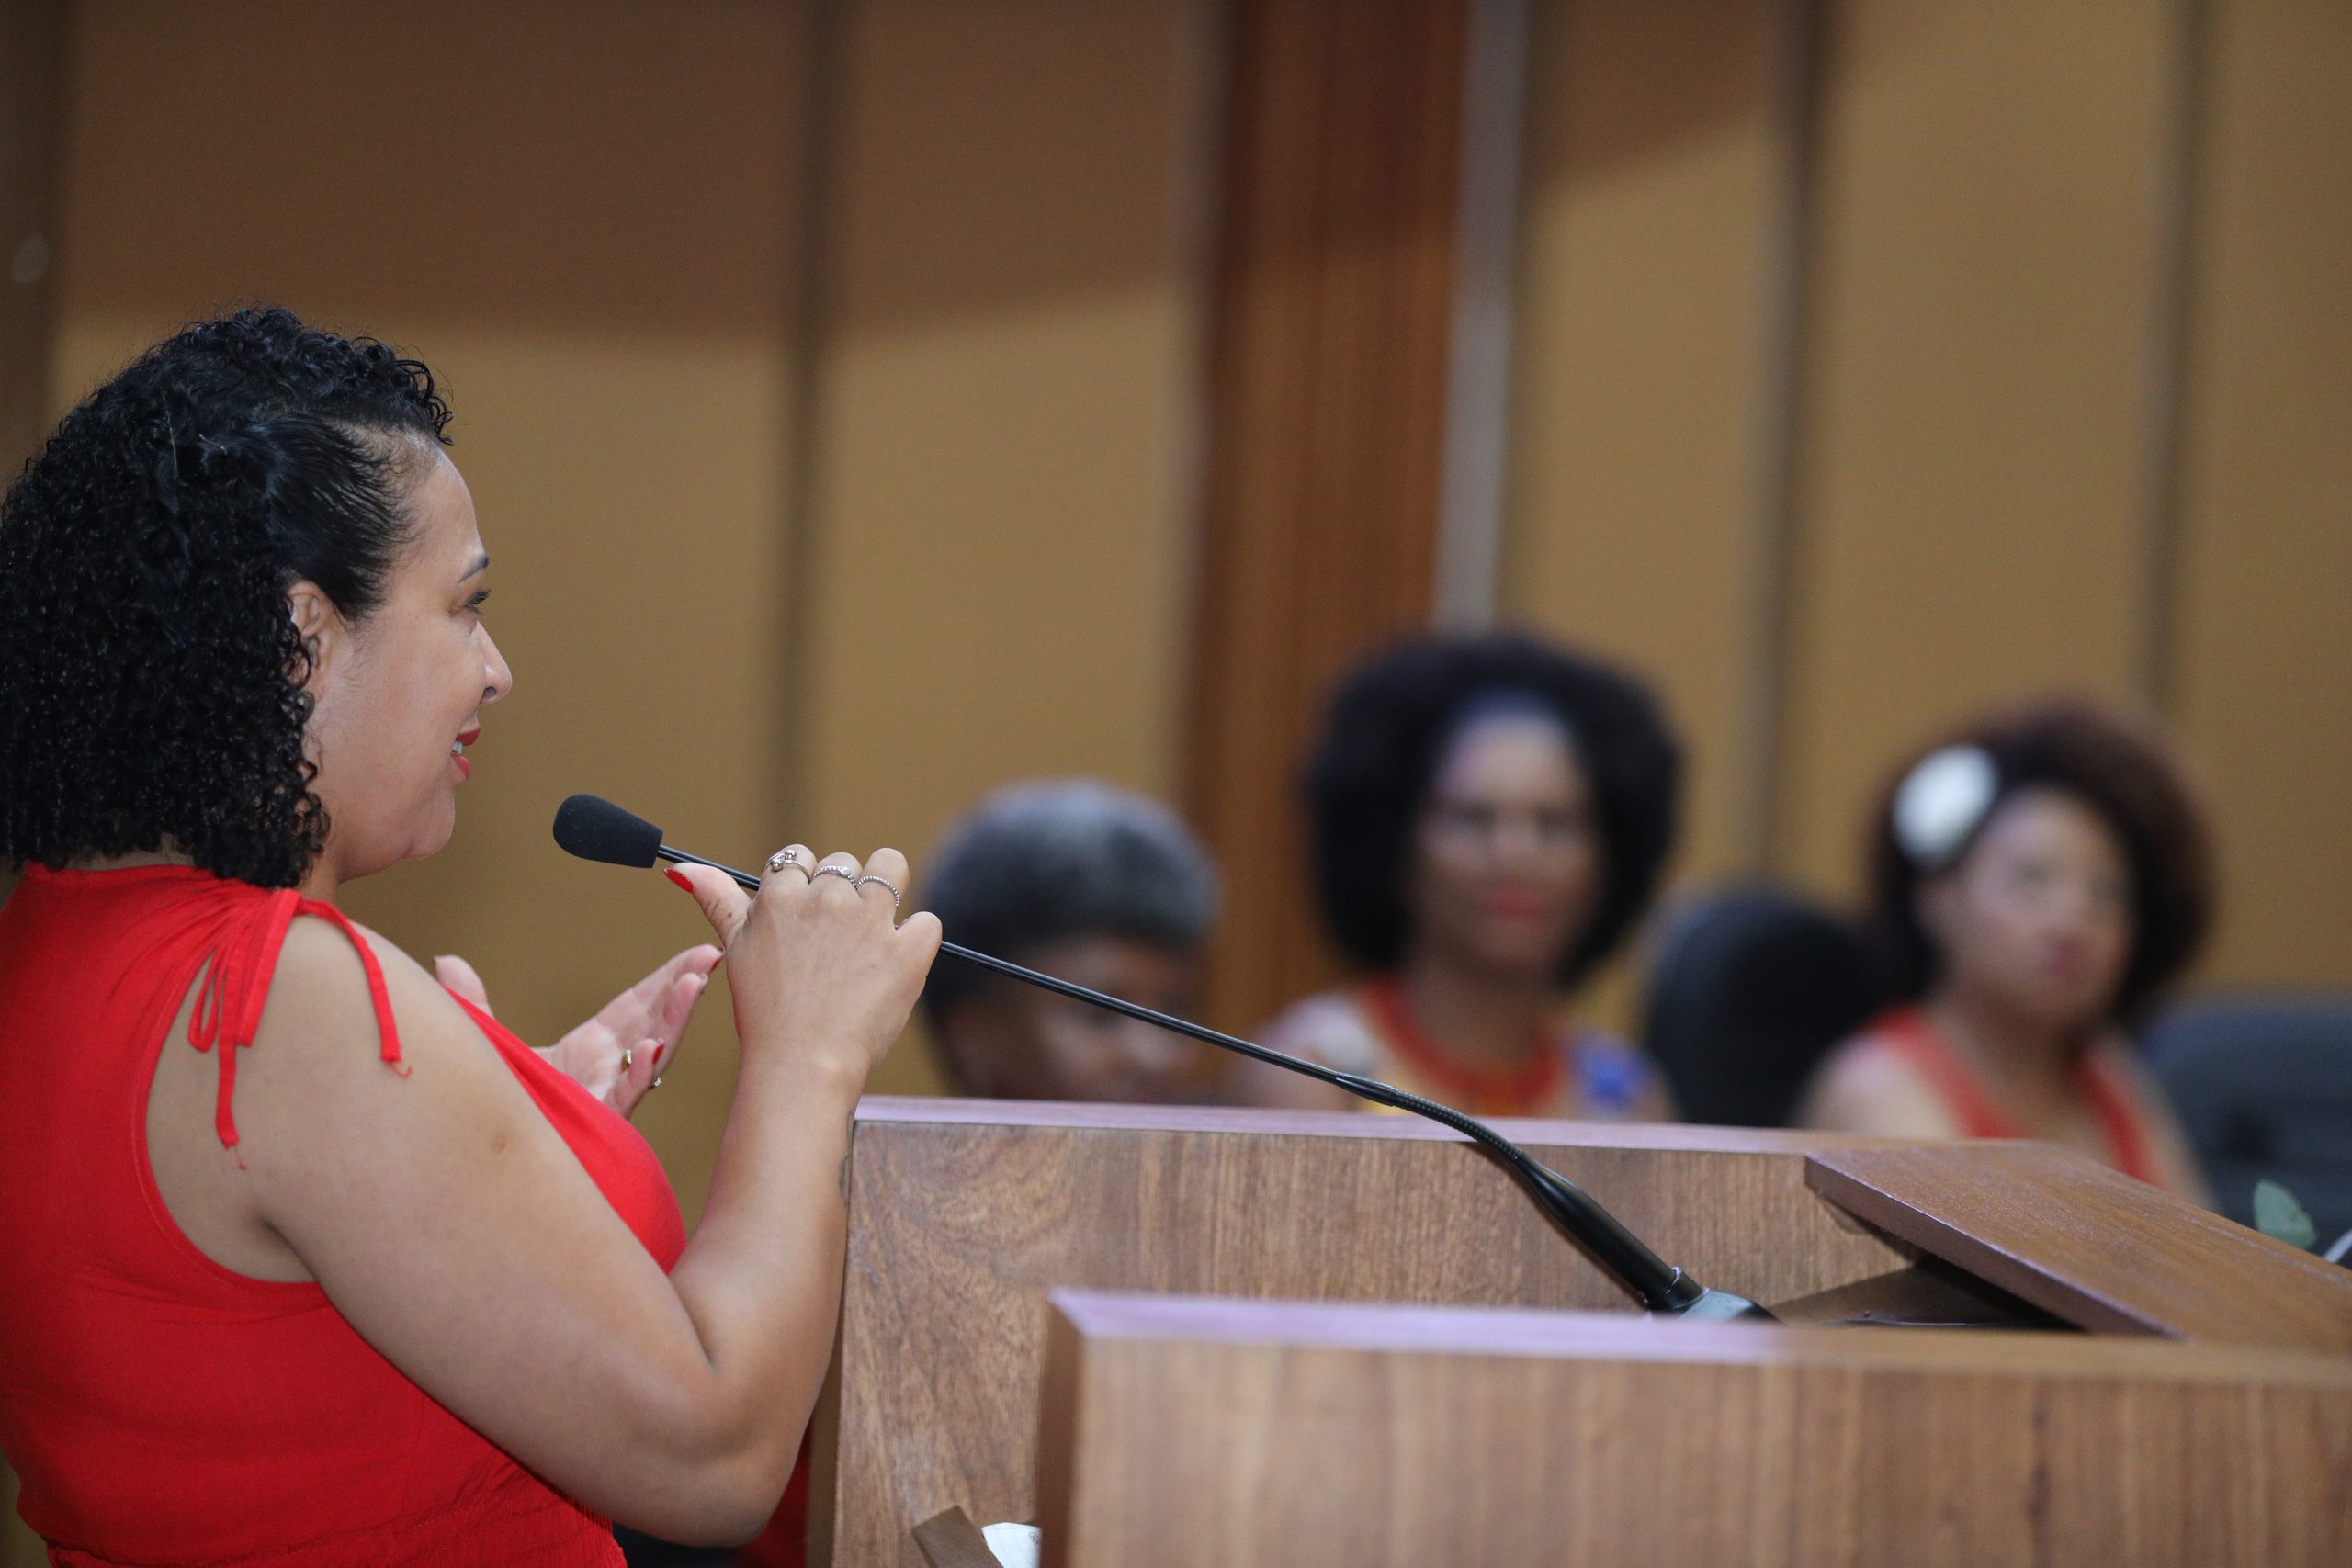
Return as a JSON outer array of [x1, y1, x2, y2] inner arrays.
[[765, 852, 901, 911]]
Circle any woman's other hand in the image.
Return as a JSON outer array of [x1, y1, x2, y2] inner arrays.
[[435, 949, 722, 1116], [665, 846, 941, 1089]]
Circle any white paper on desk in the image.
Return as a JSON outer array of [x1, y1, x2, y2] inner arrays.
[[981, 1522, 1042, 1568]]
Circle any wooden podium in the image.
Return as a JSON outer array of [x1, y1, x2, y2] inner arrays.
[[811, 1099, 2352, 1568]]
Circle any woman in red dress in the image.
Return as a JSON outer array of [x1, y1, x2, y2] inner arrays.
[[1799, 701, 2211, 1199], [0, 310, 941, 1562]]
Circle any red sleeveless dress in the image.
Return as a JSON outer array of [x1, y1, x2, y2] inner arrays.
[[1871, 1006, 2160, 1184], [0, 863, 687, 1565]]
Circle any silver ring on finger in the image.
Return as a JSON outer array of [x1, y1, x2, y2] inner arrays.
[[810, 864, 860, 888], [851, 874, 902, 910], [766, 847, 812, 880]]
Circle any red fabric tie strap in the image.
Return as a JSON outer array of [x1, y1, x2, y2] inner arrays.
[[187, 893, 407, 1151]]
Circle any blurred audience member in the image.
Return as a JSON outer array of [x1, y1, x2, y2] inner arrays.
[[920, 780, 1221, 1102], [1799, 700, 2212, 1199], [1244, 633, 1679, 1120]]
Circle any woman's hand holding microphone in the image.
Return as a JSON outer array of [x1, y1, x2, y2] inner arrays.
[[664, 843, 943, 1094]]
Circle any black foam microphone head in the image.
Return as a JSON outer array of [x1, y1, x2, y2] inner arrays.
[[554, 795, 664, 869]]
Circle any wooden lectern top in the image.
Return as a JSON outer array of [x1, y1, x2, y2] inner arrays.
[[1810, 1140, 2352, 1351]]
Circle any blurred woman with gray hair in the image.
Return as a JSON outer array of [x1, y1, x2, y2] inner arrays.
[[919, 780, 1221, 1104]]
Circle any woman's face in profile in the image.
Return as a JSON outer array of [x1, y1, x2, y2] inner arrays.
[[301, 446, 511, 881], [1408, 712, 1600, 984], [1923, 786, 2134, 1032]]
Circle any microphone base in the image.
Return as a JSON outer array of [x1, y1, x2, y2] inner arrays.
[[1661, 1287, 1778, 1323]]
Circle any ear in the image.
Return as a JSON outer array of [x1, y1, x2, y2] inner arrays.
[[285, 581, 341, 688]]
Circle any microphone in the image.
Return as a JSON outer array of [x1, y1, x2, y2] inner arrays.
[[554, 793, 1771, 1321]]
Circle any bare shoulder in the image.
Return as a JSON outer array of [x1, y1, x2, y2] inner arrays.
[[260, 912, 438, 1039], [230, 912, 550, 1195], [1797, 1032, 1965, 1141], [1230, 990, 1365, 1111], [1259, 989, 1373, 1064]]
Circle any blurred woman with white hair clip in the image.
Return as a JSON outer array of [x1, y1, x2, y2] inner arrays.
[[1797, 700, 2213, 1201]]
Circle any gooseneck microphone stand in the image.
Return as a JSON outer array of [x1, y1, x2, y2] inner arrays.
[[557, 795, 1773, 1322]]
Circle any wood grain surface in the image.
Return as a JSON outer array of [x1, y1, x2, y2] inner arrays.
[[823, 1100, 1914, 1566], [910, 1508, 998, 1568], [1806, 1140, 2352, 1351], [1183, 0, 1471, 1036], [1040, 1292, 2352, 1568], [824, 1101, 2352, 1565]]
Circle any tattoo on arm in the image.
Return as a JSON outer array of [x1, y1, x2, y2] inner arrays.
[[836, 1111, 854, 1206]]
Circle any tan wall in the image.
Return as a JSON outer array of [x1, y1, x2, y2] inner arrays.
[[2172, 0, 2352, 987], [1503, 0, 1785, 1026], [1504, 0, 2352, 999], [1773, 0, 2169, 890], [796, 0, 1214, 1094]]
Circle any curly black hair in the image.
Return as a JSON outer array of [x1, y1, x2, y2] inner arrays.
[[1304, 631, 1681, 987], [1867, 699, 2214, 1022], [0, 307, 451, 888]]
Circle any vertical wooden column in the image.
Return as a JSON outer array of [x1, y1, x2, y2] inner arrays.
[[1186, 0, 1475, 1032]]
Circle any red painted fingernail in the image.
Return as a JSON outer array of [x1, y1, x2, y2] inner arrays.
[[665, 868, 692, 891], [653, 1043, 670, 1067]]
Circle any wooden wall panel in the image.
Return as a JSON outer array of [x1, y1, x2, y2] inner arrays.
[[1186, 0, 1472, 1033], [2170, 0, 2352, 989], [1504, 0, 1781, 887], [796, 0, 1215, 1094], [1771, 0, 2176, 892], [1501, 0, 1788, 1034]]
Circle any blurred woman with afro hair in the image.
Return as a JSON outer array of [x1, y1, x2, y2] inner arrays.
[[1239, 633, 1681, 1121]]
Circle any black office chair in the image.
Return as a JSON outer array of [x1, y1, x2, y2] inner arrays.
[[1641, 886, 1884, 1129], [2145, 995, 2352, 1250]]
